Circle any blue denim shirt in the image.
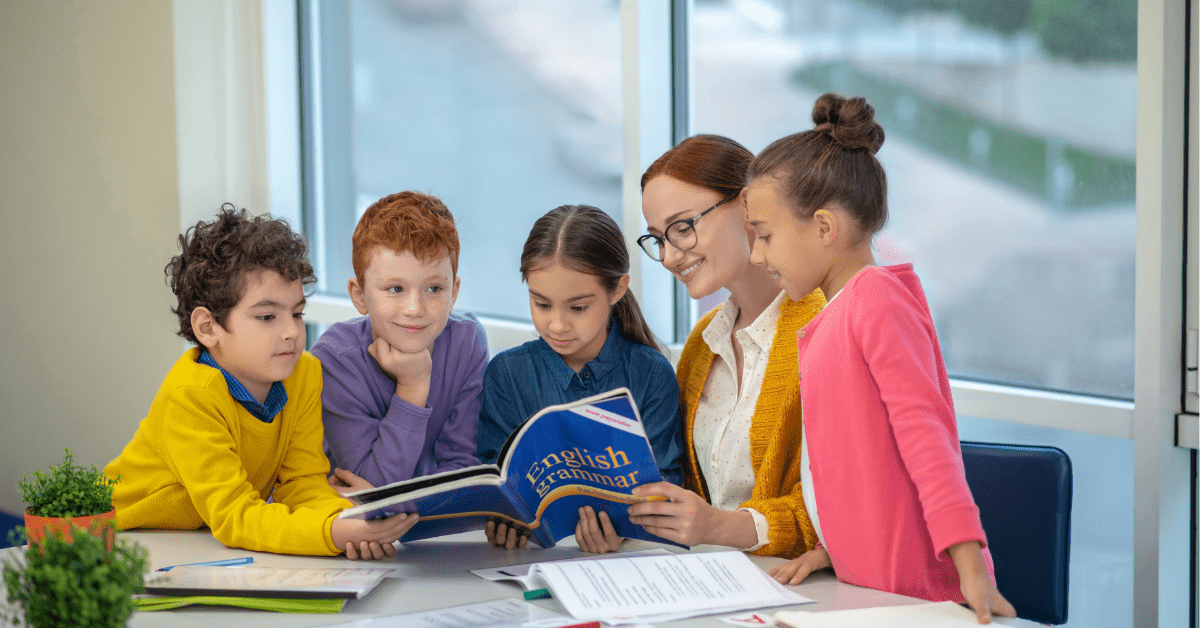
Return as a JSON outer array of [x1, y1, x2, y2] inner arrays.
[[197, 349, 287, 423], [476, 319, 683, 484]]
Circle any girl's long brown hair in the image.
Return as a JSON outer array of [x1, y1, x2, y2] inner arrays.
[[520, 205, 666, 356]]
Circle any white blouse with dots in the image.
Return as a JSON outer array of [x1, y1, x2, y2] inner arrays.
[[692, 290, 789, 551]]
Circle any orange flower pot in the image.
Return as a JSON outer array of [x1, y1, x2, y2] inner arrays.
[[23, 508, 116, 550]]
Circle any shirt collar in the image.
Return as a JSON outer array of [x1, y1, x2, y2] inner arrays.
[[197, 350, 288, 423], [536, 317, 622, 390], [702, 291, 786, 354]]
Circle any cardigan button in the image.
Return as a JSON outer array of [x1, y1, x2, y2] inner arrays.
[[798, 330, 805, 338]]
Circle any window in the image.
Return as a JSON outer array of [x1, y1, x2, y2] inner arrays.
[[300, 0, 624, 323], [691, 0, 1136, 400], [689, 2, 1141, 626]]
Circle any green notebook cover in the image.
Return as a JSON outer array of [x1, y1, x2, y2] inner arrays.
[[135, 595, 344, 613]]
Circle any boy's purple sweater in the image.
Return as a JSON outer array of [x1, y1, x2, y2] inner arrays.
[[310, 312, 488, 487]]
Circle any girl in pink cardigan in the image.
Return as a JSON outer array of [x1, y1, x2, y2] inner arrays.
[[742, 93, 1016, 624]]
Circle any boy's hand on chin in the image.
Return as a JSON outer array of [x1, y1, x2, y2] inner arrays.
[[368, 337, 432, 407]]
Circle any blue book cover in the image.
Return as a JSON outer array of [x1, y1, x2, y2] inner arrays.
[[338, 388, 683, 549]]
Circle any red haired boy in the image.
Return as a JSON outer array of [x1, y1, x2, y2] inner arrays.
[[312, 192, 488, 489]]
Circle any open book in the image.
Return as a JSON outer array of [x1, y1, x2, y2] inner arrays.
[[338, 387, 680, 548]]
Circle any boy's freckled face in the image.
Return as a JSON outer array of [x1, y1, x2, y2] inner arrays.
[[351, 247, 460, 354], [207, 270, 307, 403]]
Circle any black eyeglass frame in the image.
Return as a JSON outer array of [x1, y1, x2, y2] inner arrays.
[[637, 193, 739, 262]]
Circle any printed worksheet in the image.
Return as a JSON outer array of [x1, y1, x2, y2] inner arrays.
[[528, 550, 813, 624], [323, 598, 574, 628]]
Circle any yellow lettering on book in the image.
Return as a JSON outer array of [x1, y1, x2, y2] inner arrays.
[[605, 446, 630, 468], [526, 446, 638, 495]]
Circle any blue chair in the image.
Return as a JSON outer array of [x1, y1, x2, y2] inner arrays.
[[0, 510, 22, 546], [960, 441, 1072, 625]]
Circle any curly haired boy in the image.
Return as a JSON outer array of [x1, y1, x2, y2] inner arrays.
[[105, 205, 416, 558]]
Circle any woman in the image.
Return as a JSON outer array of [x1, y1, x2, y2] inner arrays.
[[613, 135, 824, 558]]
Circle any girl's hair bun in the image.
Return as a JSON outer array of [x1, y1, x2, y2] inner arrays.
[[811, 92, 885, 155]]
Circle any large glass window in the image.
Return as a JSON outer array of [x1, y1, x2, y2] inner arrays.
[[303, 0, 623, 321], [690, 3, 1137, 626], [691, 0, 1136, 400]]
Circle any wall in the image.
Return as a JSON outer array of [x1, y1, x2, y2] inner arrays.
[[0, 1, 182, 514]]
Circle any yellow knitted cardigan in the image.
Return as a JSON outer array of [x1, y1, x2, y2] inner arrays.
[[675, 290, 825, 559]]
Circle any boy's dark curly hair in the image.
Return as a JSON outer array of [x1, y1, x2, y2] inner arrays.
[[166, 204, 316, 345]]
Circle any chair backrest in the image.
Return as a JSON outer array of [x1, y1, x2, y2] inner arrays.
[[960, 441, 1072, 625]]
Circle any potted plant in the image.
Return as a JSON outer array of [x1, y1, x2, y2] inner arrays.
[[3, 525, 148, 628], [18, 449, 118, 548]]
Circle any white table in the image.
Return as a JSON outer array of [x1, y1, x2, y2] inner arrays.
[[15, 530, 1042, 627]]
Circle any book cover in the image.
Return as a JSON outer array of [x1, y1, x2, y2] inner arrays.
[[143, 566, 392, 600], [339, 388, 681, 548]]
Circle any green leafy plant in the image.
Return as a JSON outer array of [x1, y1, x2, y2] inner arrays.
[[3, 525, 148, 628], [18, 449, 117, 518]]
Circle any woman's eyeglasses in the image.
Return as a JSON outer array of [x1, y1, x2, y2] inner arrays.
[[637, 194, 738, 262]]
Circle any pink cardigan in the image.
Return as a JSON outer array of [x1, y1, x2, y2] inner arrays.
[[797, 264, 992, 603]]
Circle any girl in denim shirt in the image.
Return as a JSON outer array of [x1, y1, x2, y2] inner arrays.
[[477, 205, 683, 551]]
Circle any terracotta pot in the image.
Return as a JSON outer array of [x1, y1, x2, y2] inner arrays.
[[23, 508, 116, 550]]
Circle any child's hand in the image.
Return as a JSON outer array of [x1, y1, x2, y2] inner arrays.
[[331, 512, 420, 560], [484, 519, 529, 550], [768, 547, 831, 585], [947, 541, 1017, 623], [575, 506, 622, 553], [328, 467, 374, 497], [368, 337, 432, 407]]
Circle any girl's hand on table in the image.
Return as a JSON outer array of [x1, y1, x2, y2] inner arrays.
[[948, 540, 1017, 624], [768, 547, 831, 585]]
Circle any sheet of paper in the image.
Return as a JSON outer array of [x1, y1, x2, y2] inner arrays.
[[529, 550, 813, 625], [774, 601, 1028, 628], [321, 598, 573, 628], [469, 548, 673, 589]]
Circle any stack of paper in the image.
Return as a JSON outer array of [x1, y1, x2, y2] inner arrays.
[[526, 550, 813, 625]]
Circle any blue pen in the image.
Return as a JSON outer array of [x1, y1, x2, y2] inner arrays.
[[157, 556, 254, 572]]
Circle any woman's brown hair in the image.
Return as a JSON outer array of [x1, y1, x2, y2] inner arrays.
[[640, 134, 753, 197], [748, 93, 888, 238], [520, 205, 665, 356]]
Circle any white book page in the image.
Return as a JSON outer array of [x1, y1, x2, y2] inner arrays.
[[322, 598, 573, 628], [529, 551, 813, 624], [469, 548, 673, 590], [774, 601, 1031, 628]]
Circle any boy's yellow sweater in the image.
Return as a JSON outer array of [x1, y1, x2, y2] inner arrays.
[[674, 290, 825, 559], [105, 348, 351, 555]]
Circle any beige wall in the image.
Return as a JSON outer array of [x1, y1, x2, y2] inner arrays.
[[0, 1, 182, 514]]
